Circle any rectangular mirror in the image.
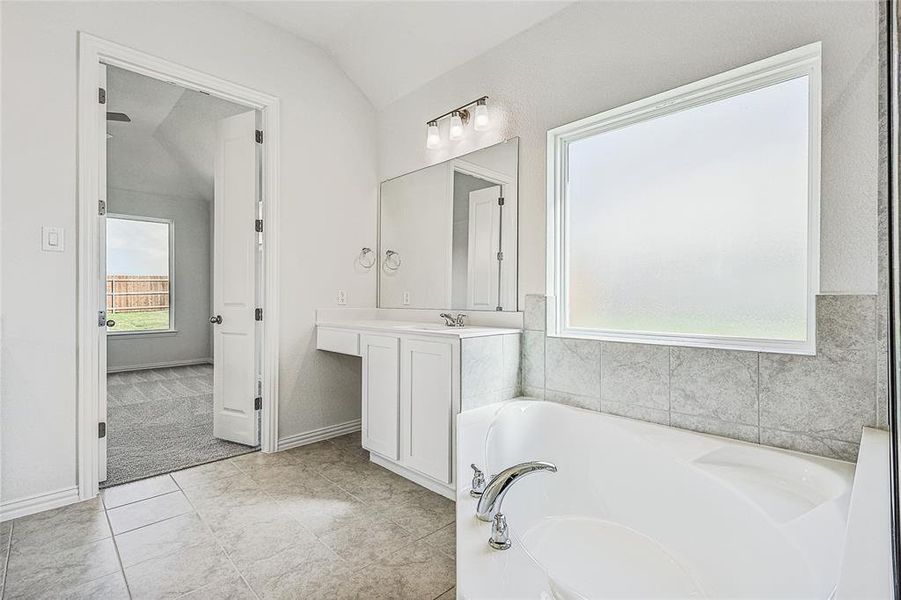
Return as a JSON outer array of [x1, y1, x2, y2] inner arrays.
[[379, 138, 519, 311]]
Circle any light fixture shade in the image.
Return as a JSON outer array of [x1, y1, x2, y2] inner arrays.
[[426, 121, 440, 149], [449, 111, 464, 141], [473, 99, 490, 131]]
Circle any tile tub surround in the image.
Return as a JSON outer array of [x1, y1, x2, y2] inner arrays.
[[461, 333, 522, 410], [1, 433, 455, 600], [522, 294, 881, 461]]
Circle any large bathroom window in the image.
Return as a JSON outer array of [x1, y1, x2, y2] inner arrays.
[[547, 44, 821, 354]]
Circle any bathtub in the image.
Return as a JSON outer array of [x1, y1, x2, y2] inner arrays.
[[456, 400, 856, 600]]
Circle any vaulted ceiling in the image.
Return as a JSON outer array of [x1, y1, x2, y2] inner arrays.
[[230, 1, 573, 108]]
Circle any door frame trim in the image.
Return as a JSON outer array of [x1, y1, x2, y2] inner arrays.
[[76, 32, 281, 500]]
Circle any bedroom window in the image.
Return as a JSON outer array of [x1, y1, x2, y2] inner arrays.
[[546, 43, 821, 354]]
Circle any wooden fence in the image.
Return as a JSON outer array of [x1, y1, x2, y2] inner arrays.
[[106, 275, 169, 313]]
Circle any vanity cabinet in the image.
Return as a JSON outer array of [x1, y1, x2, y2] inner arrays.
[[361, 334, 401, 460]]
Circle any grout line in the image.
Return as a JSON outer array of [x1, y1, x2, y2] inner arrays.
[[102, 482, 182, 511], [1, 521, 14, 600], [101, 495, 134, 599], [432, 584, 455, 600], [757, 352, 762, 445]]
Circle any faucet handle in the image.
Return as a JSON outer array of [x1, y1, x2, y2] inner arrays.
[[489, 512, 511, 550], [439, 313, 455, 327], [470, 464, 486, 497], [454, 313, 467, 327]]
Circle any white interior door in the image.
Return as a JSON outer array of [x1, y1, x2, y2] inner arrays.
[[466, 185, 502, 310], [99, 63, 109, 482], [212, 111, 259, 446]]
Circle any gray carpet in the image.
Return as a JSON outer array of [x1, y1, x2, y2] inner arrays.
[[102, 364, 257, 488]]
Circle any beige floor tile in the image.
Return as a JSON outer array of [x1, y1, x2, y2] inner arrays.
[[283, 440, 356, 470], [4, 538, 120, 599], [107, 490, 193, 534], [246, 463, 337, 496], [101, 474, 180, 509], [334, 539, 456, 600], [214, 509, 319, 565], [10, 498, 110, 554], [171, 459, 243, 489], [376, 488, 456, 537], [59, 571, 130, 600], [319, 514, 415, 570], [179, 571, 256, 600], [421, 522, 455, 558], [179, 472, 261, 509], [124, 540, 238, 600], [229, 449, 306, 473], [240, 541, 351, 600], [276, 484, 375, 536], [435, 587, 456, 599], [115, 512, 214, 567]]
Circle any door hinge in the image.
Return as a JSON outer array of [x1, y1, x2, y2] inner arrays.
[[98, 200, 106, 216], [255, 219, 263, 233], [255, 308, 263, 321], [254, 397, 262, 410], [255, 130, 263, 144], [98, 422, 107, 438], [497, 197, 505, 206], [98, 310, 107, 327], [497, 251, 504, 261], [496, 306, 503, 311], [99, 88, 106, 104]]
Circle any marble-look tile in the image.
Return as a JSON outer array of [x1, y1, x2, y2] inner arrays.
[[374, 487, 455, 537], [601, 342, 669, 411], [522, 330, 545, 389], [101, 474, 179, 509], [283, 439, 360, 471], [241, 542, 351, 600], [461, 336, 503, 399], [124, 539, 238, 600], [171, 459, 243, 489], [878, 347, 889, 429], [178, 472, 261, 509], [502, 334, 522, 391], [522, 386, 545, 399], [245, 463, 337, 497], [670, 347, 758, 426], [5, 538, 120, 599], [318, 515, 415, 570], [524, 295, 546, 331], [11, 498, 110, 553], [670, 412, 759, 444], [60, 571, 130, 600], [760, 428, 859, 462], [422, 522, 455, 559], [107, 490, 193, 534], [228, 449, 305, 474], [461, 387, 520, 411], [334, 539, 455, 600], [816, 295, 876, 354], [602, 401, 670, 426], [273, 481, 373, 536], [759, 349, 876, 443], [545, 337, 600, 398], [543, 388, 600, 411], [214, 508, 320, 567], [115, 512, 214, 567], [179, 572, 256, 600]]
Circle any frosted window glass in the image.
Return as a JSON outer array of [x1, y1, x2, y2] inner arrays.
[[566, 76, 809, 340]]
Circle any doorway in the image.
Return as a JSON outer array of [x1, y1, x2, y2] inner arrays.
[[77, 33, 281, 500], [99, 66, 260, 487]]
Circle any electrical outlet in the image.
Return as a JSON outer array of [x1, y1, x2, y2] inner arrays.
[[402, 291, 410, 305], [337, 290, 347, 305]]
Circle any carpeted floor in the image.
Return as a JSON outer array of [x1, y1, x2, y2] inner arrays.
[[102, 364, 257, 488]]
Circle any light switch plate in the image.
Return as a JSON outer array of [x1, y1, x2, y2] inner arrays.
[[42, 226, 64, 252]]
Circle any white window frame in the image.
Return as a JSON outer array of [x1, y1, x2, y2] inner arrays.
[[106, 213, 176, 335], [546, 43, 821, 355]]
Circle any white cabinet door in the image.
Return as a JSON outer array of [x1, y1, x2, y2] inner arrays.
[[361, 334, 400, 460], [400, 337, 454, 484]]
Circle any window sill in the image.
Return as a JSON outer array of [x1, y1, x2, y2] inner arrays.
[[108, 329, 179, 339]]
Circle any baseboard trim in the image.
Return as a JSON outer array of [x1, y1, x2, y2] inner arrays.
[[278, 419, 361, 451], [1, 486, 80, 522], [107, 357, 213, 374]]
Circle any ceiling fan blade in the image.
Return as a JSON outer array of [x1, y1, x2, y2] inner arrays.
[[106, 112, 131, 123]]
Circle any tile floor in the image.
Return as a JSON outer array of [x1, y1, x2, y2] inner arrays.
[[1, 433, 456, 599]]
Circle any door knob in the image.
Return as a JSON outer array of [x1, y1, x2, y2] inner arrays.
[[210, 315, 222, 324], [106, 319, 115, 327]]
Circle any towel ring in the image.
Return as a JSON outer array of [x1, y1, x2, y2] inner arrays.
[[384, 250, 402, 271], [358, 247, 376, 269]]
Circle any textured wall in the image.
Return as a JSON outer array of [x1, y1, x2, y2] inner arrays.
[[461, 334, 521, 410], [522, 294, 880, 461]]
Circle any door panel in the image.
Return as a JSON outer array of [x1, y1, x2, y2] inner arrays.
[[99, 63, 109, 483], [401, 338, 453, 483], [467, 185, 502, 310], [362, 334, 400, 460], [213, 111, 259, 446]]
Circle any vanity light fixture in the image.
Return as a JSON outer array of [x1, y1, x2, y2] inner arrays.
[[424, 96, 490, 148], [426, 121, 441, 149]]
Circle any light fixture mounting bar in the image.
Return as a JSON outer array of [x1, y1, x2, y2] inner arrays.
[[426, 96, 489, 125]]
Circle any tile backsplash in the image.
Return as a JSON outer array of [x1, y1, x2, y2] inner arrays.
[[521, 294, 883, 461]]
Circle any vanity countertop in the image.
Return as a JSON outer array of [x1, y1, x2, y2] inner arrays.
[[316, 319, 521, 338]]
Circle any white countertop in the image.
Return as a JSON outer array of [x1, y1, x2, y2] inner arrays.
[[316, 319, 521, 338]]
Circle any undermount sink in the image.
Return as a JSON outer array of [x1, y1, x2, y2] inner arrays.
[[389, 323, 452, 331]]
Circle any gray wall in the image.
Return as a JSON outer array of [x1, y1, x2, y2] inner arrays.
[[106, 188, 212, 371], [522, 294, 880, 462]]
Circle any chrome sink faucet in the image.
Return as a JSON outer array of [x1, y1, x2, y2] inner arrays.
[[439, 312, 467, 327], [475, 461, 558, 550]]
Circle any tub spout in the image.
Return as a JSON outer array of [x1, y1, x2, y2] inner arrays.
[[476, 461, 557, 522]]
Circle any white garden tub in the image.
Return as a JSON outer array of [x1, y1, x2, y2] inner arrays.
[[456, 400, 856, 600]]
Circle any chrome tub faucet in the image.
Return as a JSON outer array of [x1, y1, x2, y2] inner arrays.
[[475, 461, 558, 551], [440, 312, 467, 327]]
